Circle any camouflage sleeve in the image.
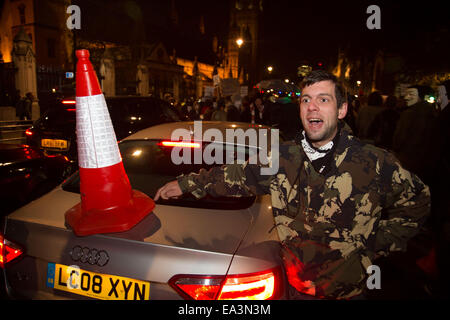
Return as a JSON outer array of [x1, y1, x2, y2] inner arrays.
[[177, 162, 273, 199], [374, 152, 431, 256]]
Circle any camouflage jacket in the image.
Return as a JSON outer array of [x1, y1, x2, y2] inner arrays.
[[177, 123, 431, 299]]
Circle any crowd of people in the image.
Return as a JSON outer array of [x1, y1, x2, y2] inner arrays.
[[348, 81, 450, 298], [172, 92, 301, 140]]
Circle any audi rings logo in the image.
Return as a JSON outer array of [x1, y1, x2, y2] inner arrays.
[[69, 246, 109, 267]]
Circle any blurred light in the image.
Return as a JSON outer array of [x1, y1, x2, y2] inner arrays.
[[426, 95, 435, 103], [161, 141, 201, 148], [356, 81, 362, 86], [236, 38, 244, 47], [284, 79, 289, 83], [267, 66, 273, 73], [52, 88, 56, 93], [132, 149, 142, 157]]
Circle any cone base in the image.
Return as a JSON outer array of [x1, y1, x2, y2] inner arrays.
[[65, 189, 155, 236]]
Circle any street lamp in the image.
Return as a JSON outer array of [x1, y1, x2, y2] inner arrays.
[[236, 38, 244, 48], [267, 66, 273, 74]]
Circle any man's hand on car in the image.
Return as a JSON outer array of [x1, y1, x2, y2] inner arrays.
[[154, 180, 183, 201]]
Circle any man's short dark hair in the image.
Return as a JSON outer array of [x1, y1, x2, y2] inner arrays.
[[302, 70, 347, 108]]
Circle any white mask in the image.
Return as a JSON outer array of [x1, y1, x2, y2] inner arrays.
[[437, 85, 448, 110], [405, 88, 420, 106]]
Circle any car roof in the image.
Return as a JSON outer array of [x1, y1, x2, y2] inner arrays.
[[122, 121, 274, 142]]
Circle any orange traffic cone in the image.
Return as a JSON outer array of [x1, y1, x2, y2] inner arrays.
[[65, 49, 155, 236]]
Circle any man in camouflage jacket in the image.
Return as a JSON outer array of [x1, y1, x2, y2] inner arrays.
[[155, 70, 430, 299]]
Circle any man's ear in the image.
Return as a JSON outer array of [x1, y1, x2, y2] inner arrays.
[[338, 102, 348, 119]]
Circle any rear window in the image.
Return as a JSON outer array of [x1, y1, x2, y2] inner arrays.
[[62, 139, 256, 210], [37, 107, 76, 128], [38, 98, 180, 129]]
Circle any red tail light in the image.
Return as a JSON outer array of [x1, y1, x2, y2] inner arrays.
[[25, 128, 33, 136], [160, 141, 201, 148], [62, 99, 76, 105], [0, 233, 24, 269], [169, 268, 281, 300]]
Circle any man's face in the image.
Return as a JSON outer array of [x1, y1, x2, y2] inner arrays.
[[299, 80, 347, 148], [405, 88, 420, 106]]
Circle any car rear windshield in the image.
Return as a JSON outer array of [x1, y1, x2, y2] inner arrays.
[[62, 139, 256, 210], [38, 98, 181, 127], [38, 107, 76, 127]]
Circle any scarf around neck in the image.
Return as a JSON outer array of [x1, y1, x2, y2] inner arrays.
[[301, 131, 334, 162]]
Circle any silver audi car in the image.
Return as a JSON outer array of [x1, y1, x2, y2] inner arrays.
[[1, 121, 287, 300]]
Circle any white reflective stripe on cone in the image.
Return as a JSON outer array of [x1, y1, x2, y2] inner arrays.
[[76, 94, 121, 169]]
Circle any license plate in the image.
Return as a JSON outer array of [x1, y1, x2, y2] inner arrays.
[[46, 263, 150, 300], [41, 139, 68, 150]]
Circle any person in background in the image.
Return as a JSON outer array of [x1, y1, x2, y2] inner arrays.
[[14, 90, 25, 120], [356, 91, 384, 142], [367, 95, 400, 151], [225, 96, 240, 122], [392, 85, 439, 186], [430, 80, 450, 298], [342, 94, 357, 135], [211, 98, 227, 121]]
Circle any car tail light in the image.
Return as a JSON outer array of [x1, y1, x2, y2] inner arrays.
[[0, 233, 24, 269], [62, 99, 76, 105], [25, 128, 33, 136], [160, 141, 201, 148], [169, 268, 281, 300], [217, 270, 276, 300]]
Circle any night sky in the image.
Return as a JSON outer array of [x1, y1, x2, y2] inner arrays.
[[259, 0, 449, 76], [138, 0, 449, 78], [2, 0, 449, 77]]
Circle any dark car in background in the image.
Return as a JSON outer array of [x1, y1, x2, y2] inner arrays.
[[0, 143, 70, 216], [25, 96, 181, 172]]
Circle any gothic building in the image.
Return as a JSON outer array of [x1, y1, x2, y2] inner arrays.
[[225, 0, 263, 86]]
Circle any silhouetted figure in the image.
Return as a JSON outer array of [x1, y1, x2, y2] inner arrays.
[[367, 95, 400, 150], [356, 91, 385, 142], [393, 85, 439, 185]]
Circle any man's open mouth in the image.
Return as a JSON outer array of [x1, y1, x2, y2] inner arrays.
[[308, 119, 323, 124]]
